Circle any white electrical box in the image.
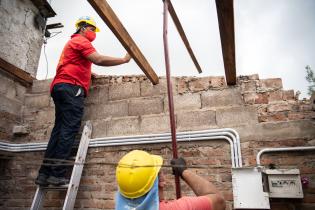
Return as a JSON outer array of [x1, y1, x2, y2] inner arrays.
[[232, 167, 270, 209], [263, 169, 303, 198]]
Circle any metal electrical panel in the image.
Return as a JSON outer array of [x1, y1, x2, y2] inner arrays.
[[232, 167, 270, 209], [263, 169, 303, 198]]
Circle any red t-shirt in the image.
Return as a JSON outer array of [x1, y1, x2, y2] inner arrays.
[[159, 196, 212, 210], [50, 34, 96, 95]]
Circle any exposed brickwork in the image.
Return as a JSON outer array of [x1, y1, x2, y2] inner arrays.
[[1, 74, 314, 209]]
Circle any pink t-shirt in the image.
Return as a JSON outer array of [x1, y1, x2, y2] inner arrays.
[[159, 196, 212, 210]]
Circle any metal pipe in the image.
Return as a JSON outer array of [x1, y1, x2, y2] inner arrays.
[[0, 129, 242, 167], [256, 146, 315, 166], [163, 0, 181, 198]]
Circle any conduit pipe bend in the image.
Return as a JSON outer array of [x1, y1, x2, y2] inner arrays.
[[0, 128, 242, 167], [256, 146, 315, 166]]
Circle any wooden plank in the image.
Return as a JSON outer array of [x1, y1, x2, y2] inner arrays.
[[215, 0, 236, 85], [87, 0, 159, 85], [167, 0, 202, 73], [0, 57, 34, 86]]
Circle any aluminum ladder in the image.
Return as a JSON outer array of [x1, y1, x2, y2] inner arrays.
[[30, 121, 92, 210]]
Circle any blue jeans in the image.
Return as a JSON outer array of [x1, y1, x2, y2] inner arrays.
[[39, 83, 85, 178]]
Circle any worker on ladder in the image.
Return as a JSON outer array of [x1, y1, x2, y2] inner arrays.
[[115, 150, 226, 210], [35, 16, 131, 186]]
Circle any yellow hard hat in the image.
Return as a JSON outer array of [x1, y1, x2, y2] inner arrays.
[[116, 150, 163, 199], [75, 16, 100, 32]]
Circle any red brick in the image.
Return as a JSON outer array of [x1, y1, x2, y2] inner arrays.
[[282, 90, 295, 100], [189, 77, 211, 92], [267, 102, 290, 112], [288, 112, 305, 120], [303, 194, 315, 203], [258, 113, 287, 122], [269, 90, 283, 102], [255, 93, 269, 104], [210, 76, 226, 88]]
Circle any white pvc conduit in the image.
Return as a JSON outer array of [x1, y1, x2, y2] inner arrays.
[[0, 128, 242, 167], [256, 146, 315, 166]]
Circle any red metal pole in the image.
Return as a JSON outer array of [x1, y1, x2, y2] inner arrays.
[[162, 0, 181, 199]]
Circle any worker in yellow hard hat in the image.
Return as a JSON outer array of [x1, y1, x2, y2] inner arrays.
[[115, 150, 226, 210], [35, 16, 131, 186]]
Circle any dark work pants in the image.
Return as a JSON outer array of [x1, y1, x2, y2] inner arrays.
[[38, 83, 84, 178]]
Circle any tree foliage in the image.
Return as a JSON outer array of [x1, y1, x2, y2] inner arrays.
[[305, 65, 315, 96]]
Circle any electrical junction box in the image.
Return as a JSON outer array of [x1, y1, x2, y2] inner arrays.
[[232, 167, 270, 209], [263, 169, 303, 199]]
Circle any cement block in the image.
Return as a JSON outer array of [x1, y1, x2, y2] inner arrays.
[[177, 110, 216, 131], [235, 120, 315, 141], [259, 78, 283, 91], [201, 88, 243, 108], [140, 114, 171, 134], [240, 80, 257, 93], [0, 73, 15, 97], [12, 125, 29, 135], [24, 93, 50, 109], [83, 100, 128, 120], [109, 82, 140, 100], [31, 79, 52, 93], [140, 77, 176, 97], [15, 84, 26, 102], [92, 119, 108, 138], [107, 116, 140, 136], [129, 97, 164, 116], [165, 93, 201, 111], [85, 85, 109, 104], [34, 108, 55, 126], [0, 95, 22, 115], [216, 106, 258, 127]]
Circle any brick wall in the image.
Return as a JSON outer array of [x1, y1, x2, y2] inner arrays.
[[0, 74, 314, 209]]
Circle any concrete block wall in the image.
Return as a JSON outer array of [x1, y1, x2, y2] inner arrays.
[[0, 71, 27, 140], [1, 74, 315, 209], [0, 0, 44, 77]]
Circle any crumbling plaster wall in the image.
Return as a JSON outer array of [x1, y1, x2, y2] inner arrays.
[[0, 71, 27, 141], [0, 0, 44, 77], [1, 74, 315, 210]]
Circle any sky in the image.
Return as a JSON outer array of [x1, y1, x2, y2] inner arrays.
[[37, 0, 315, 99]]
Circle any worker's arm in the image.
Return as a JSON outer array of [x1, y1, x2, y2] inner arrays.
[[182, 170, 226, 210], [171, 158, 226, 210], [86, 52, 131, 66]]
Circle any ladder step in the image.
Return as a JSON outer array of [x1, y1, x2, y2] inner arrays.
[[41, 185, 69, 191]]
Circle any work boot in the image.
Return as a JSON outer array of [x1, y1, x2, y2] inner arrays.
[[35, 173, 49, 186], [47, 176, 69, 186]]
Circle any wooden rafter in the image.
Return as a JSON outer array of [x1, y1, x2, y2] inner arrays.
[[167, 0, 202, 73], [215, 0, 236, 85], [0, 57, 34, 86], [87, 0, 159, 85]]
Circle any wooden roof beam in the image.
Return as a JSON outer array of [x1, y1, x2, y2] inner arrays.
[[215, 0, 236, 85], [0, 57, 34, 86], [87, 0, 159, 85], [167, 0, 202, 73]]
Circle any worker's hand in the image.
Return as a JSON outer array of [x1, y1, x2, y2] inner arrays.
[[170, 157, 187, 178], [123, 53, 131, 63]]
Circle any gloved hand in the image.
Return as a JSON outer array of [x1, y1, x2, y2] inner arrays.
[[170, 157, 187, 178]]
